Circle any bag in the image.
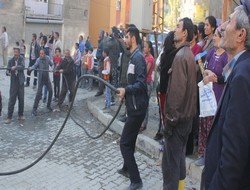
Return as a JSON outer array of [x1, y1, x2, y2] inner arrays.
[[198, 81, 217, 117]]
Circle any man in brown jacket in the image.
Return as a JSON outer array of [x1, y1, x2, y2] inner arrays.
[[162, 17, 197, 190]]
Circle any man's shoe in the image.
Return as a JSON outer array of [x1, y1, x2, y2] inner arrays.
[[127, 181, 143, 190], [154, 133, 163, 141], [119, 116, 127, 123], [94, 92, 103, 97], [4, 118, 12, 124], [195, 156, 205, 166], [24, 84, 29, 87], [32, 109, 37, 116], [117, 169, 130, 178], [103, 108, 111, 113], [18, 116, 25, 121], [43, 98, 47, 103], [53, 106, 61, 112], [47, 106, 53, 112]]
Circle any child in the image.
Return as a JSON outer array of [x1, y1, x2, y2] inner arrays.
[[81, 49, 88, 88], [53, 47, 62, 101], [102, 48, 111, 113], [20, 39, 26, 59], [86, 48, 94, 91]]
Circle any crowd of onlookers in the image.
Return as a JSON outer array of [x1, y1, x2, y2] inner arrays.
[[1, 1, 250, 189]]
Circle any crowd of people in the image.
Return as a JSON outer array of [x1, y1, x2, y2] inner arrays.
[[1, 1, 250, 190]]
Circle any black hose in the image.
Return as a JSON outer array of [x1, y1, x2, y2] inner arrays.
[[0, 74, 121, 176]]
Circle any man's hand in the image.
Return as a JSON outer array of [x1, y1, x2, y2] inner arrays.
[[11, 66, 16, 71], [117, 88, 125, 103], [59, 69, 63, 73]]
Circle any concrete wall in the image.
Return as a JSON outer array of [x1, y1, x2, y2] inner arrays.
[[89, 0, 116, 48], [0, 0, 25, 56], [63, 0, 89, 53]]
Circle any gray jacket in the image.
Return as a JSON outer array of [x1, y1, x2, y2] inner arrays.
[[7, 55, 25, 86], [32, 55, 53, 84]]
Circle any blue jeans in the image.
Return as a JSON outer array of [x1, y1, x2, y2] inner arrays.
[[87, 69, 93, 88], [105, 80, 111, 108], [75, 64, 81, 81]]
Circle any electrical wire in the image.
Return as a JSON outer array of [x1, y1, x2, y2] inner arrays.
[[0, 74, 121, 176]]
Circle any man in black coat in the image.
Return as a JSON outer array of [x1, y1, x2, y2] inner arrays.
[[204, 2, 250, 189], [5, 47, 25, 124]]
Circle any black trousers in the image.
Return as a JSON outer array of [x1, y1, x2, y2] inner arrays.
[[97, 60, 104, 93], [33, 78, 52, 110], [162, 120, 192, 190], [26, 59, 38, 86], [120, 113, 145, 183], [53, 75, 60, 98], [0, 91, 2, 115], [57, 78, 75, 107], [7, 79, 24, 119]]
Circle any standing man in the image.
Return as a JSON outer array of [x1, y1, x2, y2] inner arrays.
[[25, 33, 40, 88], [79, 35, 85, 56], [52, 32, 62, 57], [54, 49, 76, 112], [94, 30, 105, 97], [117, 27, 148, 190], [108, 27, 120, 104], [161, 17, 196, 190], [205, 2, 250, 189], [4, 47, 25, 124], [29, 49, 53, 116], [1, 26, 9, 67]]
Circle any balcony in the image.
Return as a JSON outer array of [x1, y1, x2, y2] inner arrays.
[[25, 0, 64, 23]]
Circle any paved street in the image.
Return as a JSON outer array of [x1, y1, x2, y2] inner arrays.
[[0, 59, 199, 190]]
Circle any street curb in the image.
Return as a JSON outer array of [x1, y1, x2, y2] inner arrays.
[[87, 98, 161, 159], [87, 98, 202, 185]]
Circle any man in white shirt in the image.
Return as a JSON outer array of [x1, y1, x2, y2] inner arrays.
[[1, 26, 9, 67], [52, 32, 62, 56]]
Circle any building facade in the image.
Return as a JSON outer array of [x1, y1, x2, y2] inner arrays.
[[0, 0, 89, 57]]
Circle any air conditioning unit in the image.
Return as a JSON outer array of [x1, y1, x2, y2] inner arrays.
[[130, 0, 153, 31]]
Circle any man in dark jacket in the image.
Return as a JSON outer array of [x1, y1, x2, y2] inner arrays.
[[117, 27, 148, 190], [54, 49, 76, 112], [95, 30, 105, 97], [204, 3, 250, 190], [25, 33, 40, 88], [29, 49, 53, 116], [107, 27, 120, 103], [5, 47, 25, 124], [162, 17, 196, 190]]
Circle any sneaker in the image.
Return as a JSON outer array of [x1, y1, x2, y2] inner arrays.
[[94, 92, 103, 97], [153, 133, 163, 141], [43, 98, 47, 103], [32, 109, 37, 116], [117, 169, 130, 178], [119, 115, 127, 123], [18, 116, 25, 121], [127, 181, 143, 190], [195, 156, 205, 166], [111, 101, 115, 106], [4, 118, 12, 124], [103, 108, 111, 113]]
